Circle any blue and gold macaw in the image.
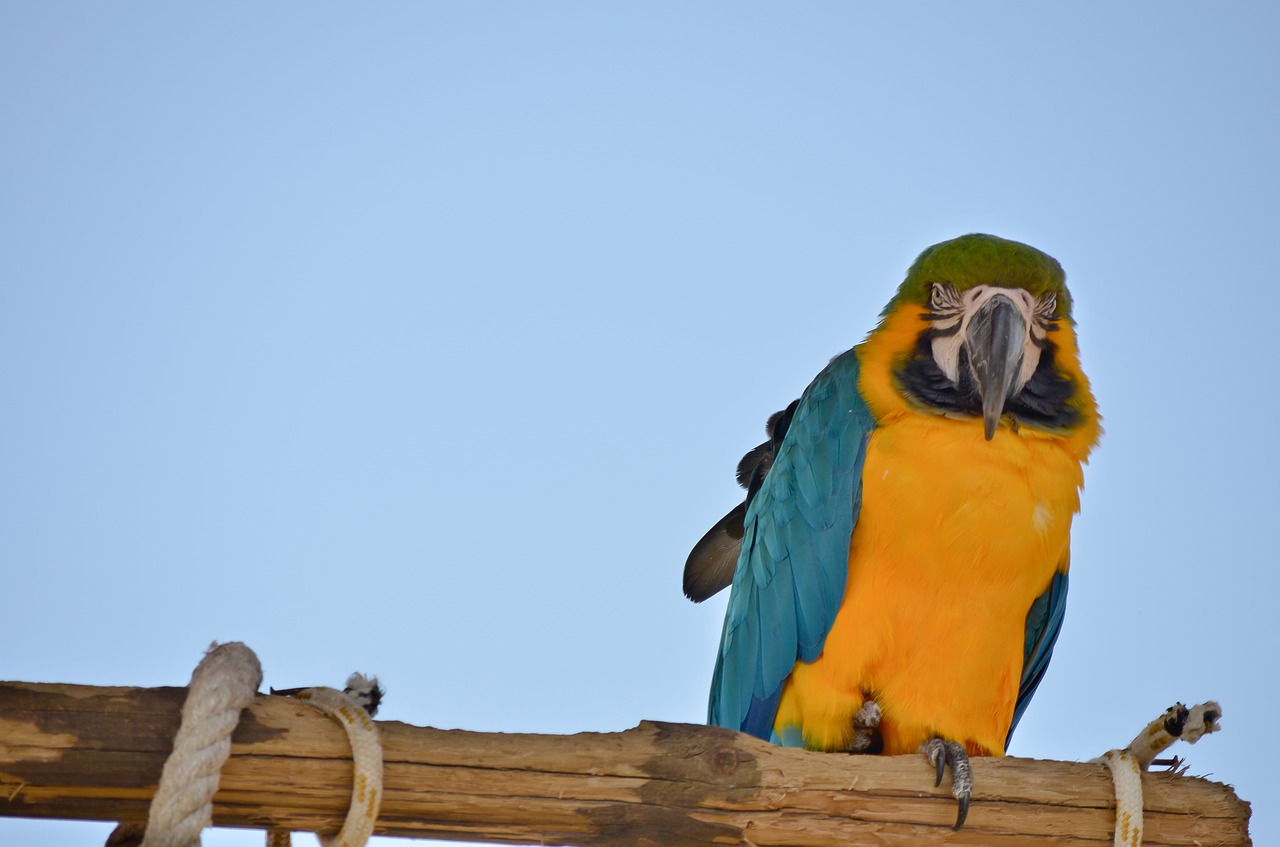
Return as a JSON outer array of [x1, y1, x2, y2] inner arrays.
[[685, 234, 1100, 826]]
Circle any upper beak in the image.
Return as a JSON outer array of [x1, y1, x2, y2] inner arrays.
[[964, 294, 1026, 440]]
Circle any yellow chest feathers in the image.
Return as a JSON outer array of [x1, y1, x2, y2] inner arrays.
[[856, 416, 1083, 586]]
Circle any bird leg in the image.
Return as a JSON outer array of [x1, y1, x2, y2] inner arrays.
[[921, 738, 972, 829], [848, 698, 882, 753]]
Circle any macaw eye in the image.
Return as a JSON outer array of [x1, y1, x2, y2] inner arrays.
[[927, 282, 964, 321], [1033, 292, 1060, 333]]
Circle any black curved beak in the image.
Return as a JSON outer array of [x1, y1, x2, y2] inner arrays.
[[964, 294, 1026, 440]]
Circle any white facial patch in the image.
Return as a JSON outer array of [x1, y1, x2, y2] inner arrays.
[[928, 283, 1057, 393]]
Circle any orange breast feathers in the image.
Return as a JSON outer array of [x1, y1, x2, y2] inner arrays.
[[772, 305, 1099, 756]]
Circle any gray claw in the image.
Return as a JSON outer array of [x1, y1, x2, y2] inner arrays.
[[849, 699, 882, 753], [955, 791, 970, 829], [921, 738, 973, 829]]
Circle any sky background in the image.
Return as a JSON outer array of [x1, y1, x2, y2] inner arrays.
[[2, 4, 1276, 845]]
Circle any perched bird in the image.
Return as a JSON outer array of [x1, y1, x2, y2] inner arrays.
[[685, 234, 1100, 826]]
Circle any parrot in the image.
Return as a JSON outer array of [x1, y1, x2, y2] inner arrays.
[[684, 233, 1100, 827]]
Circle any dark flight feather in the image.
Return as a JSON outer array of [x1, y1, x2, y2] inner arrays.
[[683, 400, 799, 602]]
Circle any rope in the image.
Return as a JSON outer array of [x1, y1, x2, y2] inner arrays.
[[1123, 701, 1221, 769], [140, 642, 263, 847], [1099, 750, 1143, 847], [1096, 700, 1222, 847], [109, 645, 384, 847], [290, 685, 384, 847], [263, 673, 385, 847]]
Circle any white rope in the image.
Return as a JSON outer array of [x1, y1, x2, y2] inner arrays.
[[1095, 700, 1222, 847], [1123, 700, 1221, 769], [140, 642, 263, 847], [109, 646, 383, 847], [289, 684, 384, 847], [1099, 749, 1143, 847]]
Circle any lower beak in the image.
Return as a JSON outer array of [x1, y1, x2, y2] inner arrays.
[[964, 294, 1026, 440]]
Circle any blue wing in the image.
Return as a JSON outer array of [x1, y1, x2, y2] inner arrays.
[[1006, 568, 1069, 749], [708, 347, 875, 741]]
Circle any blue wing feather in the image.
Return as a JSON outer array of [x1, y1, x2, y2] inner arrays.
[[1007, 568, 1069, 749], [708, 347, 875, 739]]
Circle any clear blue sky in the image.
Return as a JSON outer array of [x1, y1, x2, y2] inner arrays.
[[2, 4, 1275, 845]]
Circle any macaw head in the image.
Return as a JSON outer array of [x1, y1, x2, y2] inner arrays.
[[868, 234, 1097, 445]]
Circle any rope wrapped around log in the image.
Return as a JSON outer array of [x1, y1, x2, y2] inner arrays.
[[0, 682, 1252, 846]]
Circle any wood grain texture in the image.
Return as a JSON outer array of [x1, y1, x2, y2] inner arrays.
[[0, 682, 1252, 845]]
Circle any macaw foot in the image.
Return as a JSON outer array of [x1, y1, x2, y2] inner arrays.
[[921, 738, 972, 829], [849, 698, 882, 753]]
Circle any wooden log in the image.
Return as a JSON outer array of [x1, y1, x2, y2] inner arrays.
[[0, 682, 1252, 845]]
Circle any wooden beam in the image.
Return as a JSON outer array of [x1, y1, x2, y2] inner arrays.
[[0, 682, 1251, 845]]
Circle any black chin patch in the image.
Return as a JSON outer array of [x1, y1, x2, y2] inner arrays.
[[896, 330, 1080, 431]]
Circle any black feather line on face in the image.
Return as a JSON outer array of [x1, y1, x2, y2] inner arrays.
[[896, 330, 1080, 432]]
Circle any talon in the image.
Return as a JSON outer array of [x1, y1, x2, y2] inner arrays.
[[922, 737, 945, 785], [920, 738, 973, 829], [955, 791, 970, 829], [854, 699, 881, 730], [948, 742, 973, 829], [849, 698, 883, 753]]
